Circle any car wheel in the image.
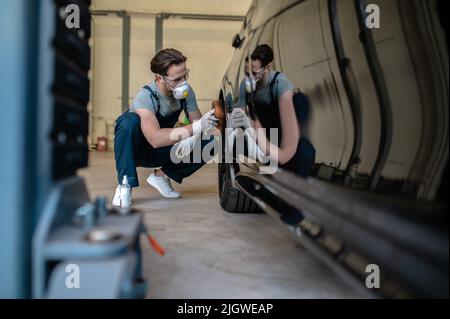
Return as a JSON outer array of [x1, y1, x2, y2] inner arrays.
[[218, 162, 259, 213]]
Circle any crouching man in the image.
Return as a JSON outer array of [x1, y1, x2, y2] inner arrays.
[[113, 48, 217, 206]]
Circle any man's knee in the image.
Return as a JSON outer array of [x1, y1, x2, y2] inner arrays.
[[299, 138, 316, 163], [296, 138, 316, 177], [116, 112, 141, 135]]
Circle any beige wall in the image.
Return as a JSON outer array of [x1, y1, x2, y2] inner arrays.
[[90, 0, 251, 148], [90, 15, 122, 147], [163, 18, 243, 112]]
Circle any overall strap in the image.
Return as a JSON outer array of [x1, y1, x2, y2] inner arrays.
[[269, 72, 281, 105], [143, 85, 161, 114], [245, 72, 281, 108], [245, 91, 257, 120]]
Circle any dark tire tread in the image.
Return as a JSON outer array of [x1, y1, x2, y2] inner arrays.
[[219, 163, 259, 213]]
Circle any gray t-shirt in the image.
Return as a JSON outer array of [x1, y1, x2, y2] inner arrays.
[[238, 71, 294, 108], [130, 81, 199, 117]]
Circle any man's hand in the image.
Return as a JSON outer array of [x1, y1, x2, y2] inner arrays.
[[192, 110, 218, 135], [244, 129, 267, 163], [174, 134, 199, 159], [229, 108, 252, 129], [225, 127, 267, 163]]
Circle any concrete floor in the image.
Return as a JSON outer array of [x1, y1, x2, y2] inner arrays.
[[79, 151, 361, 299]]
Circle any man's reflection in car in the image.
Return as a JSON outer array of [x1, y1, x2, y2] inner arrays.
[[229, 44, 316, 179], [227, 44, 316, 225]]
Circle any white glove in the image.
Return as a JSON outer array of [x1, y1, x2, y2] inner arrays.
[[226, 129, 238, 158], [230, 108, 251, 129], [174, 134, 199, 159], [192, 110, 218, 135], [225, 128, 267, 163], [244, 130, 267, 163]]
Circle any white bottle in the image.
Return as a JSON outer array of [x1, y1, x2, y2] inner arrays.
[[120, 175, 131, 208]]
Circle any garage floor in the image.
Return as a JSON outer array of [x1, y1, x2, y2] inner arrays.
[[79, 151, 361, 299]]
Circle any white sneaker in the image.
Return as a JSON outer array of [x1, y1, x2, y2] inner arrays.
[[147, 173, 181, 199], [112, 186, 133, 207]]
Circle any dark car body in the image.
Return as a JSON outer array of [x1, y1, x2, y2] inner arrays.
[[217, 0, 448, 298]]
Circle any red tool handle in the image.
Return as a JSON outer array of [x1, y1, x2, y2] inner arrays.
[[147, 234, 165, 256]]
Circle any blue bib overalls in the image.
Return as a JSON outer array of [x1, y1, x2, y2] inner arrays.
[[114, 86, 213, 187]]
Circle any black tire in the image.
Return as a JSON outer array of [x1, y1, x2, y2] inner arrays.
[[218, 162, 259, 213], [217, 93, 259, 213]]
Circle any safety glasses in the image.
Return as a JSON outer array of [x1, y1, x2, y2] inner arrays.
[[162, 69, 190, 87]]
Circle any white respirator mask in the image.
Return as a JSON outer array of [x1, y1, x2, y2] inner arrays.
[[160, 70, 190, 100], [172, 81, 190, 100], [244, 67, 267, 93], [245, 77, 257, 93]]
